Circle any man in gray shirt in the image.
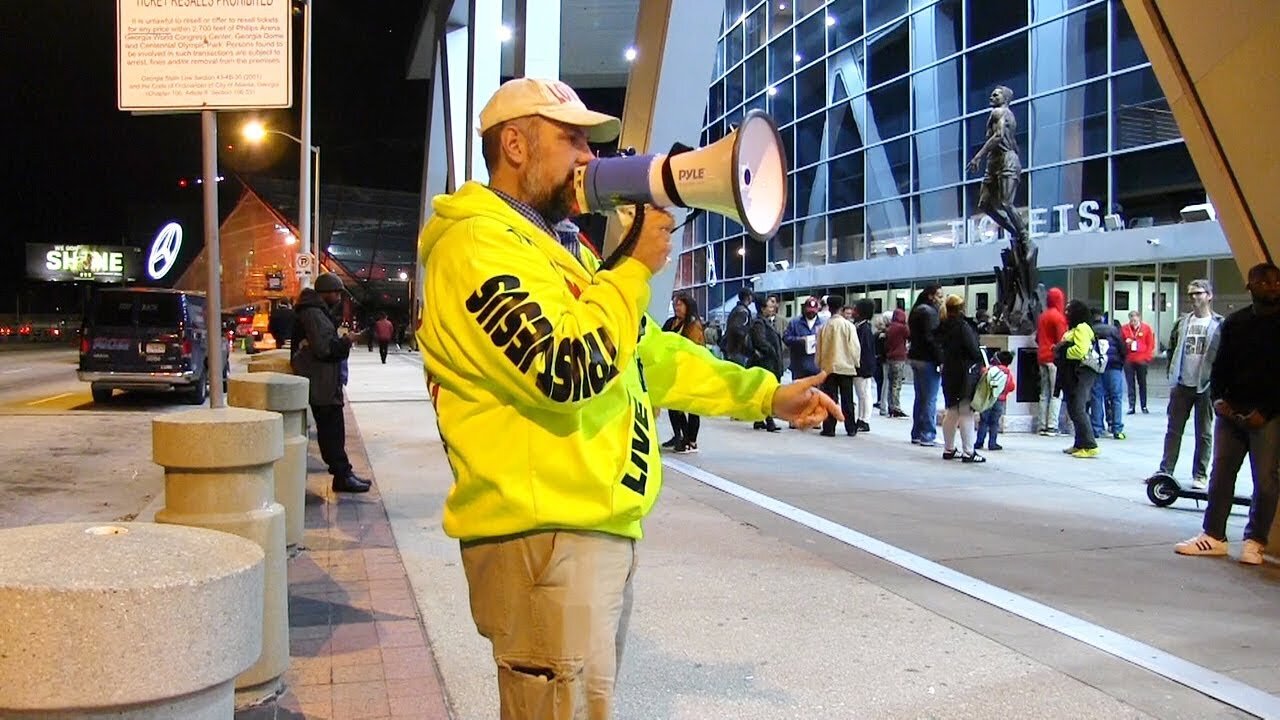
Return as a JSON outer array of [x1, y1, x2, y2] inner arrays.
[[1150, 279, 1223, 489]]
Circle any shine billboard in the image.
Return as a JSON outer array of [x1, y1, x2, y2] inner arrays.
[[26, 243, 142, 283]]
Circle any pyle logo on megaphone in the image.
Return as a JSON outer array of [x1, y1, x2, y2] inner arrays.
[[570, 110, 788, 242]]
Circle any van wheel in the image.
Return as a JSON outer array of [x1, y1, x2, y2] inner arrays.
[[91, 386, 113, 404], [187, 373, 209, 405]]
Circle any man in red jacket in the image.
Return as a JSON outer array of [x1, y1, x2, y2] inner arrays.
[[1035, 287, 1068, 435], [1122, 310, 1155, 414]]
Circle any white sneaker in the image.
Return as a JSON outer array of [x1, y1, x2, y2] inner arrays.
[[1191, 476, 1207, 490], [1175, 533, 1228, 557], [1240, 539, 1265, 565]]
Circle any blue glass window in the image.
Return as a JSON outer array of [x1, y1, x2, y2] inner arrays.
[[867, 0, 909, 32], [910, 0, 962, 71], [912, 57, 961, 128], [828, 0, 866, 48], [1029, 80, 1107, 165], [769, 29, 794, 83], [1111, 2, 1149, 71], [828, 150, 866, 210], [867, 18, 910, 86], [867, 77, 910, 140], [1029, 4, 1106, 95], [1113, 67, 1177, 149], [865, 137, 911, 201], [966, 32, 1029, 114], [795, 11, 827, 69], [913, 120, 963, 191], [829, 206, 867, 262], [967, 0, 1027, 45]]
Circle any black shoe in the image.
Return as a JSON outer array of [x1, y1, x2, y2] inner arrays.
[[873, 402, 881, 409], [988, 443, 1003, 451], [819, 430, 837, 437], [661, 437, 679, 449], [765, 422, 781, 432], [332, 474, 371, 493], [753, 421, 766, 430], [856, 420, 871, 433], [1142, 407, 1149, 414], [890, 410, 908, 418], [1127, 408, 1136, 415], [962, 453, 987, 464]]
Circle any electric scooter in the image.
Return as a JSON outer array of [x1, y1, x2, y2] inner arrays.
[[1145, 472, 1253, 509]]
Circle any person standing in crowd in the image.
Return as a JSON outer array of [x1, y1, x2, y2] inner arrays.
[[267, 300, 295, 350], [975, 350, 1017, 451], [872, 310, 889, 416], [908, 285, 944, 447], [661, 294, 706, 453], [749, 294, 785, 432], [1151, 279, 1223, 489], [817, 295, 860, 436], [884, 307, 909, 418], [374, 312, 395, 364], [784, 296, 823, 381], [852, 299, 878, 433], [291, 272, 371, 493], [415, 77, 841, 720], [1122, 310, 1155, 414], [767, 294, 789, 375], [721, 287, 754, 366], [1090, 308, 1128, 440], [1175, 263, 1280, 565], [1058, 299, 1100, 458], [937, 295, 985, 462], [1035, 287, 1068, 436]]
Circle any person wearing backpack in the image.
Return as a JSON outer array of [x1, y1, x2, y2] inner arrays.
[[1090, 309, 1128, 439], [1057, 299, 1100, 458], [975, 350, 1017, 451]]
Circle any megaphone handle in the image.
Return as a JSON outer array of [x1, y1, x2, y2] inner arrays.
[[601, 203, 646, 272]]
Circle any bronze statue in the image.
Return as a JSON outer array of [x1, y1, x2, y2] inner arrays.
[[967, 85, 1040, 334]]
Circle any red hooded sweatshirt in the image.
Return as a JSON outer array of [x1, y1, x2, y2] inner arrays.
[[885, 308, 909, 361], [1036, 288, 1068, 364]]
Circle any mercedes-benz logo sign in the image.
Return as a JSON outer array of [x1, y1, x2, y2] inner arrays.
[[148, 222, 183, 280]]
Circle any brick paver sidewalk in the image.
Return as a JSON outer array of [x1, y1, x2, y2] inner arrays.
[[238, 406, 452, 720]]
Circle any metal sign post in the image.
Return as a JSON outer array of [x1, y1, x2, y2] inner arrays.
[[201, 111, 225, 409]]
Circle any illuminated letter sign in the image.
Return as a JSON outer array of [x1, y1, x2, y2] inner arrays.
[[148, 222, 183, 280]]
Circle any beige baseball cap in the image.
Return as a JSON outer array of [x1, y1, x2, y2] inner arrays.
[[478, 78, 621, 143]]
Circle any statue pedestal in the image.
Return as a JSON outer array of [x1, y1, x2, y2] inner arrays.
[[979, 334, 1038, 433]]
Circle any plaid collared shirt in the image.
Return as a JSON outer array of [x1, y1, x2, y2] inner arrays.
[[489, 187, 558, 240]]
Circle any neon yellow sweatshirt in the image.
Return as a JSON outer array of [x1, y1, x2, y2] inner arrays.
[[416, 182, 780, 541], [1062, 322, 1095, 361]]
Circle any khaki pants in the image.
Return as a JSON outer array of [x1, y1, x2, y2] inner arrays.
[[461, 530, 638, 720]]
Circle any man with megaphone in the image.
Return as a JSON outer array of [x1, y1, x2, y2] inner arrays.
[[415, 77, 836, 719]]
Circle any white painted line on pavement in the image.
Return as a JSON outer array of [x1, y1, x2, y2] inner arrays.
[[665, 457, 1280, 720], [25, 393, 72, 406], [1, 368, 27, 374]]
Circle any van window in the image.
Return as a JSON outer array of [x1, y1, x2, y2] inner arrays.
[[93, 294, 136, 326], [137, 297, 182, 327]]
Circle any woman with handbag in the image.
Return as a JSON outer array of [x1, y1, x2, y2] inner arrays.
[[937, 295, 986, 463], [1056, 299, 1101, 458]]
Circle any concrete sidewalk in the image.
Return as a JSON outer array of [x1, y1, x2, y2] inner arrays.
[[342, 347, 1249, 719]]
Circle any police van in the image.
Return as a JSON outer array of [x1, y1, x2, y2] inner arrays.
[[77, 288, 228, 404]]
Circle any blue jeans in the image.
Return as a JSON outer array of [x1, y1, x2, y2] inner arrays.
[[976, 400, 1006, 449], [1090, 366, 1125, 435], [909, 360, 940, 444]]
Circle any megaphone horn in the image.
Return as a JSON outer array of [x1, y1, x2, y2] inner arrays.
[[571, 109, 788, 242]]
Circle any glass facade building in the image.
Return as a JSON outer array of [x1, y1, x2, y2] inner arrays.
[[676, 0, 1222, 331]]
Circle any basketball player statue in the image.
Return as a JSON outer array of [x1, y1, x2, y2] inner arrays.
[[967, 85, 1041, 333]]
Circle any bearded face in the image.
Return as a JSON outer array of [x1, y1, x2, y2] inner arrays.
[[515, 122, 581, 224]]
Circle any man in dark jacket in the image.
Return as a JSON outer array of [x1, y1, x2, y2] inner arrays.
[[1090, 309, 1128, 439], [784, 296, 822, 380], [748, 295, 785, 432], [721, 287, 755, 365], [292, 272, 370, 493], [908, 285, 943, 446], [267, 301, 295, 350]]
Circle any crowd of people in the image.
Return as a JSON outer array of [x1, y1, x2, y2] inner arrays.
[[668, 264, 1280, 568]]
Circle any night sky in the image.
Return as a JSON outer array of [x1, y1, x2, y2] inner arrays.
[[0, 0, 428, 315]]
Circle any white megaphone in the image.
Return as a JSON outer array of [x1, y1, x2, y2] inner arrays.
[[571, 109, 787, 242]]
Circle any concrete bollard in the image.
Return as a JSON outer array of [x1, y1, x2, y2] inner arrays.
[[247, 349, 293, 375], [228, 373, 310, 550], [0, 522, 263, 720], [152, 407, 289, 706]]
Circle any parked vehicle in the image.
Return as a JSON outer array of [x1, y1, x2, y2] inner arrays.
[[77, 288, 228, 404]]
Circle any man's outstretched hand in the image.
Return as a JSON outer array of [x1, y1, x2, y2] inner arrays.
[[771, 371, 842, 429]]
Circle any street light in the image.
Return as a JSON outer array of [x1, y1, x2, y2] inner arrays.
[[242, 121, 322, 264]]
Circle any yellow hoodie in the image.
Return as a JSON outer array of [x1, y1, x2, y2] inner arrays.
[[417, 182, 780, 541]]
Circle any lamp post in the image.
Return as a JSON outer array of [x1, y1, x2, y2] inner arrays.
[[242, 121, 322, 265]]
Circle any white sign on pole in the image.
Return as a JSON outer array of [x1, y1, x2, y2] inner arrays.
[[117, 0, 293, 111], [294, 252, 315, 274]]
